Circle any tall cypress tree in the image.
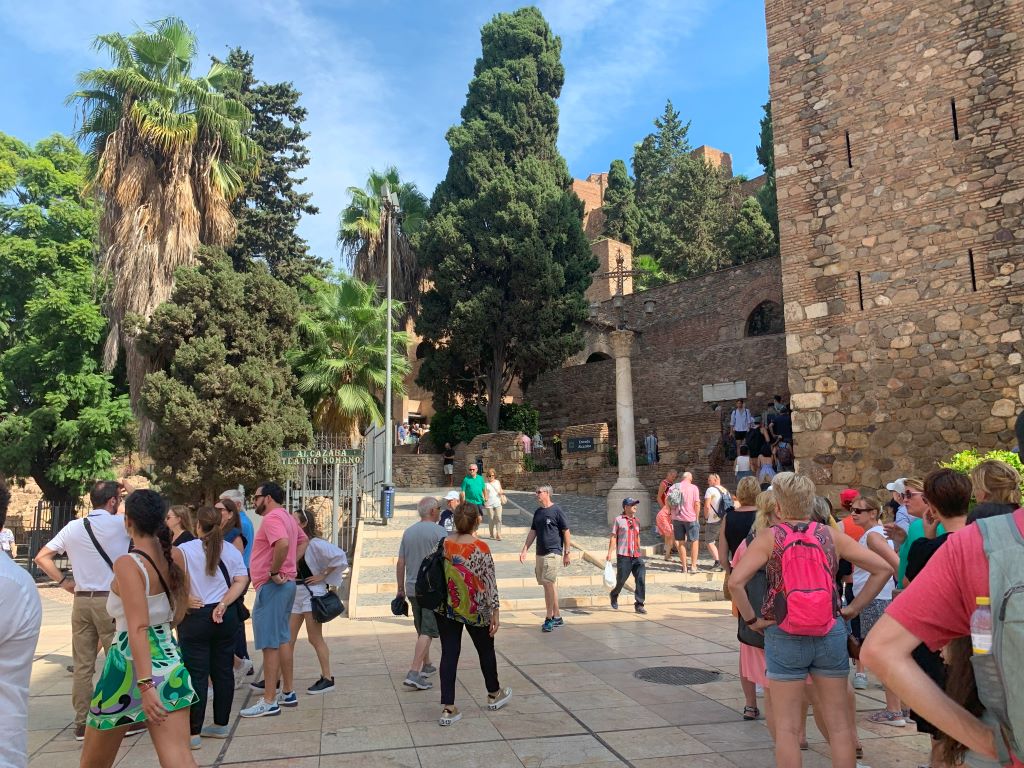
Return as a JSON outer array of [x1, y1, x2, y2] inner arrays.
[[417, 7, 595, 431], [755, 100, 779, 239], [602, 159, 640, 246], [221, 48, 325, 286]]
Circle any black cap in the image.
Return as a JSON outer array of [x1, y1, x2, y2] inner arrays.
[[622, 497, 640, 507], [390, 595, 409, 616]]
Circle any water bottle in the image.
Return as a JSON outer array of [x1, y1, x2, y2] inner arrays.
[[971, 596, 993, 655]]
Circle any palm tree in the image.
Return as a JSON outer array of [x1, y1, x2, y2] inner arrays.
[[69, 17, 259, 437], [291, 275, 411, 442], [338, 167, 427, 307]]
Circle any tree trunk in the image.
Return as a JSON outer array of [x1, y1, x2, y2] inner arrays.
[[485, 348, 504, 432]]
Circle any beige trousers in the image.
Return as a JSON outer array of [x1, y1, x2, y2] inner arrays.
[[487, 505, 503, 538], [71, 595, 116, 726]]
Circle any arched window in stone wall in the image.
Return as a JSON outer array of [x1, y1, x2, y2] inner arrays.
[[746, 300, 785, 337], [585, 351, 613, 363]]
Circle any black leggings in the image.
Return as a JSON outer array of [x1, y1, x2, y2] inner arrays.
[[437, 612, 500, 706], [178, 604, 240, 734]]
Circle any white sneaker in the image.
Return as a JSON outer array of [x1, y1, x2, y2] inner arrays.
[[852, 672, 868, 690], [234, 658, 253, 689]]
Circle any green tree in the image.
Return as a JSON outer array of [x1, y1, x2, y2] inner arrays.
[[633, 254, 670, 291], [69, 17, 259, 433], [755, 100, 779, 238], [290, 274, 410, 441], [0, 133, 132, 505], [602, 158, 640, 246], [725, 196, 778, 265], [220, 48, 326, 287], [339, 167, 428, 307], [138, 248, 312, 501], [417, 7, 596, 430]]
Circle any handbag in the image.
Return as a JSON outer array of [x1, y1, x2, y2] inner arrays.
[[217, 561, 251, 621], [305, 583, 344, 623]]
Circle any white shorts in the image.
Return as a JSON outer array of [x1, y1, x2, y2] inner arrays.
[[443, 464, 454, 476], [291, 585, 327, 615]]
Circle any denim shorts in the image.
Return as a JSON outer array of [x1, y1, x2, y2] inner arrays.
[[253, 580, 297, 650], [764, 619, 849, 681], [673, 520, 700, 542]]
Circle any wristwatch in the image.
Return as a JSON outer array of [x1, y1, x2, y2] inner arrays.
[[744, 615, 758, 626]]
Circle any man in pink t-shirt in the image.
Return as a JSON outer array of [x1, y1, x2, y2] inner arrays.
[[240, 482, 308, 719], [669, 472, 701, 574], [862, 509, 1024, 766]]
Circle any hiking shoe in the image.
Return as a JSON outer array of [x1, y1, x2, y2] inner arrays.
[[74, 724, 86, 741], [439, 706, 461, 726], [234, 658, 253, 689], [852, 672, 868, 690], [551, 616, 564, 627], [867, 709, 906, 727], [125, 724, 146, 737], [403, 671, 432, 690], [240, 698, 281, 718], [487, 687, 513, 711], [307, 676, 335, 694], [542, 618, 554, 632], [201, 724, 230, 738], [634, 604, 647, 614], [421, 663, 437, 676], [190, 735, 202, 750], [610, 595, 619, 610], [277, 691, 298, 708]]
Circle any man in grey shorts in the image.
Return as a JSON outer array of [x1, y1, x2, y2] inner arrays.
[[396, 496, 446, 690]]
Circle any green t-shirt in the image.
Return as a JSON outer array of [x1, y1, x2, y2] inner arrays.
[[461, 474, 486, 505], [897, 517, 946, 586]]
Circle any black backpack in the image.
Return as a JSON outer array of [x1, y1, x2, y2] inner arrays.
[[776, 441, 794, 468], [414, 538, 448, 610]]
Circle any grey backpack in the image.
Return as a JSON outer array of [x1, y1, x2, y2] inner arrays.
[[971, 514, 1024, 766]]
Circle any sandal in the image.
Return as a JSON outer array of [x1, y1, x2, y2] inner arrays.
[[857, 746, 864, 760], [438, 706, 461, 726], [742, 705, 759, 720], [800, 740, 809, 750]]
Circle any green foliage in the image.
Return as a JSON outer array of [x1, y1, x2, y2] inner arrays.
[[417, 7, 595, 431], [138, 248, 312, 501], [940, 449, 1024, 497], [602, 159, 640, 246], [499, 403, 539, 437], [725, 197, 778, 264], [755, 101, 779, 238], [221, 48, 326, 287], [633, 254, 670, 291], [290, 273, 410, 437], [0, 133, 132, 503], [429, 402, 540, 451]]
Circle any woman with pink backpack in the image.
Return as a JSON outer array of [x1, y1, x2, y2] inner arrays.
[[729, 472, 893, 768]]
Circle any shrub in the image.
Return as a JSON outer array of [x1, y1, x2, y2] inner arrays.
[[940, 449, 1024, 497], [428, 402, 541, 450]]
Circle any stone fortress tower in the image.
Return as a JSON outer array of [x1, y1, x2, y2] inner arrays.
[[765, 1, 1024, 495]]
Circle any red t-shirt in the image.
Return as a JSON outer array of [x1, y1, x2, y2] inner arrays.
[[887, 509, 1024, 766]]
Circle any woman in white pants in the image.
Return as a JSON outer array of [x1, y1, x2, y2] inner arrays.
[[484, 470, 505, 540]]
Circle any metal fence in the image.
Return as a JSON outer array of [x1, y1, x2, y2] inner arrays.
[[359, 423, 388, 519], [19, 499, 82, 577], [282, 433, 362, 552]]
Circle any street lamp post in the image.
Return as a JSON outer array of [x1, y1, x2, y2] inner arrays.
[[590, 249, 656, 527], [380, 183, 401, 523]]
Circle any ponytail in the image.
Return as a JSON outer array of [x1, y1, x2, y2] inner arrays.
[[195, 506, 225, 577]]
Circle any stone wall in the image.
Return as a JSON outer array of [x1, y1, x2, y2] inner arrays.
[[527, 257, 789, 479], [766, 0, 1024, 497]]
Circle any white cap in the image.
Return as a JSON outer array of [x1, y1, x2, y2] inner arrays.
[[885, 478, 907, 494], [443, 490, 461, 501]]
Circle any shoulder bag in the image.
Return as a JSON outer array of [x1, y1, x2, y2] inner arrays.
[[217, 561, 251, 621]]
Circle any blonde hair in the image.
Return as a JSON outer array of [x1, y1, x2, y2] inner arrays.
[[736, 476, 760, 506], [754, 489, 776, 532], [904, 477, 924, 493], [852, 493, 882, 522], [772, 472, 815, 521], [970, 460, 1022, 506]]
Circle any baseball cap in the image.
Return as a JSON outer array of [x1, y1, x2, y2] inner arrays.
[[390, 595, 409, 616], [839, 489, 859, 506], [885, 478, 907, 495], [443, 490, 460, 501], [622, 497, 640, 507]]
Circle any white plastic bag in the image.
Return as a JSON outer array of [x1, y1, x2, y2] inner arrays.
[[603, 560, 616, 588]]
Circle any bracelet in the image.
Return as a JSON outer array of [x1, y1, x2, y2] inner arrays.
[[744, 616, 758, 626], [137, 678, 156, 693], [57, 574, 68, 585], [270, 571, 279, 577]]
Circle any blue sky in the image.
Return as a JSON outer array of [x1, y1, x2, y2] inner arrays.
[[0, 0, 770, 266]]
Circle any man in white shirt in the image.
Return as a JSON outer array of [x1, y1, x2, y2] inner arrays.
[[0, 478, 42, 768], [730, 399, 754, 445], [34, 480, 131, 739]]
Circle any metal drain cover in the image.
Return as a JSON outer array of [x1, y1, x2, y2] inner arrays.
[[634, 666, 721, 686]]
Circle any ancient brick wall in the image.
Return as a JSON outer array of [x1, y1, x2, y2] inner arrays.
[[527, 258, 789, 477], [766, 0, 1024, 497]]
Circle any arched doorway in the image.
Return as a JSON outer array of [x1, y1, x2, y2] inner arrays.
[[746, 300, 785, 336]]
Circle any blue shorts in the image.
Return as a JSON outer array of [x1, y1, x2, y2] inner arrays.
[[673, 520, 700, 542], [764, 619, 849, 682], [253, 580, 297, 650]]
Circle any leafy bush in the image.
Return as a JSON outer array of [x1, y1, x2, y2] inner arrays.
[[429, 403, 540, 450], [940, 449, 1024, 496], [499, 403, 539, 436]]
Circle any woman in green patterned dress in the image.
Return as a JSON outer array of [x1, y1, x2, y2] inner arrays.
[[81, 490, 199, 768]]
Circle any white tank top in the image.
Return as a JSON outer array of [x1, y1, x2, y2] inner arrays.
[[106, 552, 177, 632]]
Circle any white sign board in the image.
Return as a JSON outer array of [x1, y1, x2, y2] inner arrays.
[[702, 380, 747, 403]]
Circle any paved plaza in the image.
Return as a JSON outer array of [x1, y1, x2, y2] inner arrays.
[[26, 582, 931, 768]]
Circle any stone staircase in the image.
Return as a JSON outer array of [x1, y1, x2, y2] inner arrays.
[[346, 488, 725, 619]]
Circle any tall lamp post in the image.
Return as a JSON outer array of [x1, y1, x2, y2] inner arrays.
[[589, 249, 657, 526], [380, 183, 401, 523]]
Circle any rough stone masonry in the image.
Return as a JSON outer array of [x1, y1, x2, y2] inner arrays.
[[766, 0, 1024, 497]]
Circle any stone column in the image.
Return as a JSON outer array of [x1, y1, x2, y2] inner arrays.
[[606, 330, 651, 527]]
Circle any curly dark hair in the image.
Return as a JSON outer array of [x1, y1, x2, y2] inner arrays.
[[125, 490, 188, 610]]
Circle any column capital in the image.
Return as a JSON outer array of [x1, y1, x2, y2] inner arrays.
[[608, 329, 635, 358]]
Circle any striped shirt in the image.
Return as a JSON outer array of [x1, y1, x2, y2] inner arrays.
[[612, 514, 642, 557]]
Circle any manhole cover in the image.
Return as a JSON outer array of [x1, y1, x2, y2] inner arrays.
[[634, 666, 721, 686]]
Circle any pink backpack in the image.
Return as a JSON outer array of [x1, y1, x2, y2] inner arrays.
[[773, 522, 837, 636]]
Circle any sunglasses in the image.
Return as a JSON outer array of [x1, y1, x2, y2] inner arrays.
[[253, 494, 265, 500], [903, 491, 924, 499], [851, 506, 874, 513]]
